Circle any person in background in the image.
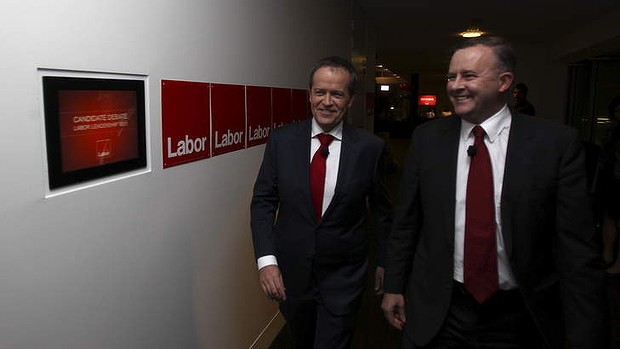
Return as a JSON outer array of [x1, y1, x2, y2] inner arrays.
[[600, 95, 620, 274], [251, 56, 392, 349], [382, 36, 608, 349], [512, 82, 536, 116]]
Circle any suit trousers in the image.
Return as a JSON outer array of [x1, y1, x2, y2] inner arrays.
[[279, 289, 359, 349], [407, 281, 545, 349]]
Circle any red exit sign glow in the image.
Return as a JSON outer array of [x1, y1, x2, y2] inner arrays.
[[418, 95, 437, 106]]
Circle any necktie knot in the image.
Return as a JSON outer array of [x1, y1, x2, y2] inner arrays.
[[472, 125, 486, 140], [317, 134, 334, 158], [317, 133, 334, 147]]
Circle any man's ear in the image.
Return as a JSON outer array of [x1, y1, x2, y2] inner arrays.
[[498, 72, 514, 93], [348, 95, 356, 108]]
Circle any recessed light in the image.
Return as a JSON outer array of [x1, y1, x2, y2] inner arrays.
[[460, 29, 484, 38]]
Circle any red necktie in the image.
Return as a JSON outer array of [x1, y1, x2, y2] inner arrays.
[[310, 133, 334, 219], [464, 125, 498, 303]]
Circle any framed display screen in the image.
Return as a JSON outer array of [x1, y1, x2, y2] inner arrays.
[[43, 76, 147, 189]]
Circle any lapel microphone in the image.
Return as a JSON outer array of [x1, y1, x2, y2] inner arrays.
[[467, 145, 477, 157], [321, 147, 330, 157]]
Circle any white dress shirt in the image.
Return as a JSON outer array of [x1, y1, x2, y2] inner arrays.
[[257, 119, 343, 270], [453, 105, 518, 289]]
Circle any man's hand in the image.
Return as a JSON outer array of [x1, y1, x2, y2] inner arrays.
[[381, 293, 406, 330], [374, 267, 385, 295], [259, 265, 286, 302]]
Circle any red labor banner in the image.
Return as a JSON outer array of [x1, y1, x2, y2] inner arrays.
[[247, 85, 271, 148], [271, 87, 292, 130], [291, 88, 310, 123], [211, 83, 246, 156], [161, 80, 211, 168]]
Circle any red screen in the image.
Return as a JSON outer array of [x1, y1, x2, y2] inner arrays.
[[58, 90, 139, 173]]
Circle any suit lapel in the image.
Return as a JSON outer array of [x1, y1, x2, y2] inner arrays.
[[439, 117, 462, 246], [322, 124, 358, 219], [291, 120, 315, 218], [501, 113, 536, 257]]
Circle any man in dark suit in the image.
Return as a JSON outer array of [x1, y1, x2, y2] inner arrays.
[[251, 56, 392, 349], [381, 36, 608, 348]]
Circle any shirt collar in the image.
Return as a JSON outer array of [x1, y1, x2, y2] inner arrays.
[[460, 104, 512, 143], [311, 118, 343, 141]]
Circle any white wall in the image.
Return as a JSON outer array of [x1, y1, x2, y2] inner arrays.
[[0, 1, 352, 348]]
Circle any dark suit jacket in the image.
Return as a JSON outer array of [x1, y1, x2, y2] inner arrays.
[[251, 119, 392, 315], [384, 113, 608, 349]]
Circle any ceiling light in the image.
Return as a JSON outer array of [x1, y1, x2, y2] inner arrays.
[[460, 28, 484, 38]]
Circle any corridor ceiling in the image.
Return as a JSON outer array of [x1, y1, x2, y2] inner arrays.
[[356, 0, 620, 77]]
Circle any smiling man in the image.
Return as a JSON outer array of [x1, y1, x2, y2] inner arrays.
[[251, 56, 392, 349], [382, 36, 608, 349]]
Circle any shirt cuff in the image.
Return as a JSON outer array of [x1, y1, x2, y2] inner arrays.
[[257, 255, 278, 270]]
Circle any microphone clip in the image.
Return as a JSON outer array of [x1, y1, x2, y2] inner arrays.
[[321, 147, 330, 157], [467, 145, 477, 157]]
